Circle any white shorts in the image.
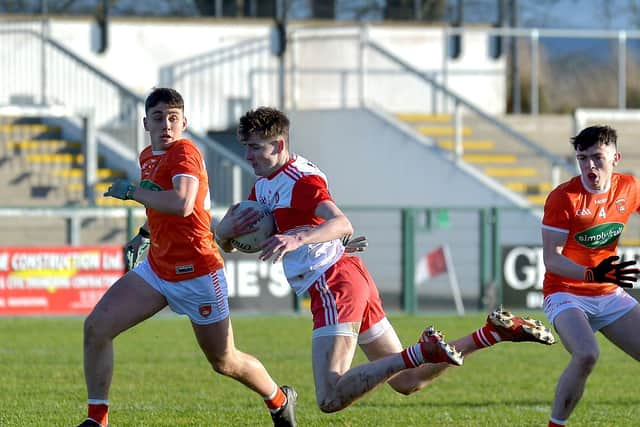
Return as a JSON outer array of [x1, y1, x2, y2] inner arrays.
[[134, 259, 229, 325], [543, 287, 638, 332]]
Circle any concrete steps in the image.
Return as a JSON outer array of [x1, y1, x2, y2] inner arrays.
[[501, 114, 640, 243], [395, 112, 569, 206], [0, 116, 132, 208]]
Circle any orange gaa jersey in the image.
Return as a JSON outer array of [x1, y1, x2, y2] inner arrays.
[[138, 138, 224, 281], [542, 173, 640, 297]]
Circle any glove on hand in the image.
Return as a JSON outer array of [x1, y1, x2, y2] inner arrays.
[[104, 178, 137, 200], [584, 255, 639, 288], [125, 228, 150, 270], [343, 235, 368, 254]]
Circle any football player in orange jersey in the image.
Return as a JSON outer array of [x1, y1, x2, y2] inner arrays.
[[75, 88, 297, 427], [542, 125, 640, 427]]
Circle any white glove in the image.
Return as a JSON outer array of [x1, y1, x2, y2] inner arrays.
[[125, 228, 150, 270], [343, 235, 368, 253]]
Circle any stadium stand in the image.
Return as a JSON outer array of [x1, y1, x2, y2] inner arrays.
[[395, 112, 569, 206], [0, 114, 135, 245], [0, 115, 132, 208]]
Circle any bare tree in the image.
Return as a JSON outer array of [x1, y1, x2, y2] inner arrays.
[[311, 0, 335, 19], [384, 0, 447, 21]]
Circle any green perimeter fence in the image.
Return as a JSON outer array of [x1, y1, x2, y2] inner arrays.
[[2, 205, 639, 314]]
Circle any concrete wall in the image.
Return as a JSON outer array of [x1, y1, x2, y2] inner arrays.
[[1, 18, 506, 132], [288, 108, 543, 304], [289, 108, 531, 209]]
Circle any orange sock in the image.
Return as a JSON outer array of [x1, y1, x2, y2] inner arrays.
[[264, 385, 286, 411], [88, 402, 109, 426]]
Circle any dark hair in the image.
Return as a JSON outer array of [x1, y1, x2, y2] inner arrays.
[[571, 125, 617, 151], [144, 87, 184, 113], [238, 107, 290, 144]]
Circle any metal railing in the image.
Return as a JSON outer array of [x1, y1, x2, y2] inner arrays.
[[0, 204, 536, 312], [440, 26, 640, 114], [6, 21, 637, 204], [158, 25, 577, 189], [361, 33, 576, 188], [0, 22, 255, 206]]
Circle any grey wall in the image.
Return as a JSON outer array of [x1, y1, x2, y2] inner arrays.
[[288, 108, 543, 309]]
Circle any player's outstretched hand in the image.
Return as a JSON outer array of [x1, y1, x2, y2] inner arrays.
[[104, 178, 137, 200], [344, 235, 368, 253], [584, 255, 639, 288]]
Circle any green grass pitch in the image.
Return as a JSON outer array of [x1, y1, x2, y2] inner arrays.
[[1, 312, 638, 426]]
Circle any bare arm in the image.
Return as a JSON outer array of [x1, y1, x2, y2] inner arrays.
[[132, 175, 198, 217], [292, 200, 353, 246], [541, 227, 587, 280], [259, 200, 353, 263]]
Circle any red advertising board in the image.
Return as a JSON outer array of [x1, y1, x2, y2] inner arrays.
[[0, 246, 124, 316]]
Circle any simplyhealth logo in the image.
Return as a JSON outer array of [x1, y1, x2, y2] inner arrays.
[[574, 222, 624, 249]]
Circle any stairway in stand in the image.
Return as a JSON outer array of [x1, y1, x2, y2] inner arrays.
[[395, 112, 558, 207], [0, 116, 136, 207], [0, 115, 135, 245]]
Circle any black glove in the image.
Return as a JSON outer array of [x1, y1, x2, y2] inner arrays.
[[125, 227, 150, 271], [584, 255, 639, 288]]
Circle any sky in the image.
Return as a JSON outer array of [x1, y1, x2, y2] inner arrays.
[[5, 0, 640, 31], [518, 0, 640, 30]]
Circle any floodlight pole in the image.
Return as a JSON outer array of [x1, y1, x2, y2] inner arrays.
[[40, 0, 49, 105], [276, 0, 288, 110], [509, 0, 521, 114]]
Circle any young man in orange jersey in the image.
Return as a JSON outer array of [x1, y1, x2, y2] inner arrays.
[[215, 106, 556, 414], [75, 88, 297, 427], [542, 125, 640, 427]]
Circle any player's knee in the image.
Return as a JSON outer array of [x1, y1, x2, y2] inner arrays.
[[83, 312, 109, 344], [208, 353, 236, 377], [317, 398, 341, 413], [316, 391, 346, 413], [572, 348, 599, 373]]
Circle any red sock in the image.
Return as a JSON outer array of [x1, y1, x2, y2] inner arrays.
[[472, 324, 500, 348], [549, 421, 565, 427], [401, 342, 425, 368], [87, 403, 108, 427], [264, 386, 286, 411]]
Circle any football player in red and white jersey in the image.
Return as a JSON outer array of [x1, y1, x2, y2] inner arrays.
[[76, 89, 297, 427], [541, 125, 640, 427], [215, 107, 555, 414]]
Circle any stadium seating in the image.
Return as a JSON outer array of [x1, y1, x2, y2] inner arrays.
[[396, 113, 640, 245], [395, 112, 562, 207], [0, 115, 134, 207], [0, 115, 135, 245]]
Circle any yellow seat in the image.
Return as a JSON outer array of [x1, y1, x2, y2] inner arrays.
[[418, 126, 473, 137], [395, 113, 451, 123], [484, 167, 538, 177], [462, 154, 517, 164], [438, 140, 496, 151]]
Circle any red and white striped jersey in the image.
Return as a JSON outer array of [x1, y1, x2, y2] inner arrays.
[[248, 154, 344, 294]]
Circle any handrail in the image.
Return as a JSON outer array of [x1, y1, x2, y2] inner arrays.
[[365, 38, 576, 180], [39, 29, 252, 172], [1, 27, 253, 204]]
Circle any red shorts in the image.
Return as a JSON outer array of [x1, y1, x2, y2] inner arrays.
[[307, 256, 387, 341]]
